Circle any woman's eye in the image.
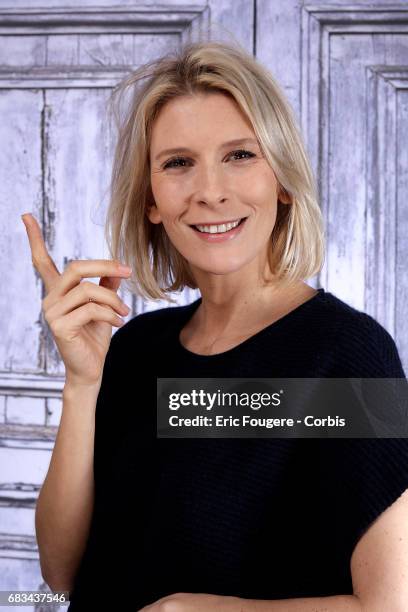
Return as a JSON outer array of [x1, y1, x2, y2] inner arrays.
[[163, 157, 190, 169], [162, 149, 256, 169], [228, 149, 256, 161]]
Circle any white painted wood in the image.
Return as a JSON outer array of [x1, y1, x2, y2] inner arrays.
[[0, 1, 253, 603], [2, 0, 407, 604], [258, 1, 408, 372], [6, 396, 45, 426]]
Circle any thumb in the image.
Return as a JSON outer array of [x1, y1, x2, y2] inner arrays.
[[99, 275, 122, 293]]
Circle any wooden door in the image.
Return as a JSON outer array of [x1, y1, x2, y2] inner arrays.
[[1, 0, 407, 604], [0, 0, 254, 603]]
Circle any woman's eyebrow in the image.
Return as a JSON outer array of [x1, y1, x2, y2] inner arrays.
[[154, 138, 259, 161]]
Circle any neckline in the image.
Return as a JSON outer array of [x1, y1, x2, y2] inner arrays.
[[176, 287, 326, 359]]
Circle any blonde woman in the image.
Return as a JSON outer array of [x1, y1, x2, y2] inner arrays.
[[24, 40, 408, 611]]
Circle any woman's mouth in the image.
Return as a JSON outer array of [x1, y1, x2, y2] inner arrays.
[[190, 216, 248, 242]]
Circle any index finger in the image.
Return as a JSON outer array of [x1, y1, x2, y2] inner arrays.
[[21, 213, 60, 293]]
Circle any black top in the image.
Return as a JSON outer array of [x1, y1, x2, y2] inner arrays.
[[67, 288, 408, 609]]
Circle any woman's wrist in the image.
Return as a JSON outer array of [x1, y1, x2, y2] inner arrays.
[[63, 378, 101, 404]]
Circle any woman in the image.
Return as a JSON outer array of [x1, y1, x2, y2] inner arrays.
[[24, 40, 408, 611]]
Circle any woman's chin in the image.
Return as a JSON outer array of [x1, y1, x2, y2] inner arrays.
[[187, 260, 250, 277]]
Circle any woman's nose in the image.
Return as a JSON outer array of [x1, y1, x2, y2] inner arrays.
[[193, 165, 228, 204]]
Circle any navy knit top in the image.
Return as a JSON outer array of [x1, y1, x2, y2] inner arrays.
[[67, 287, 408, 610]]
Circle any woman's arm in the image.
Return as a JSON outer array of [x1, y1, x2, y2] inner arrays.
[[137, 592, 363, 611], [232, 595, 362, 611], [35, 381, 100, 593], [349, 486, 408, 611]]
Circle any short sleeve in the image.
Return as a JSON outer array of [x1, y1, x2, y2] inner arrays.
[[352, 312, 406, 377], [319, 437, 408, 559], [321, 311, 408, 559]]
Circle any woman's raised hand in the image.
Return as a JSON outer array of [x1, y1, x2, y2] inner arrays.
[[21, 213, 132, 389]]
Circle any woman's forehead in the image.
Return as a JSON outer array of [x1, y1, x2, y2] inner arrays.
[[150, 94, 255, 148]]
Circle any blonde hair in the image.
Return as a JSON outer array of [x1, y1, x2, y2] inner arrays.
[[105, 39, 325, 304]]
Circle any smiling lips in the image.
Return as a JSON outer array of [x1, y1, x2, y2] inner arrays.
[[194, 219, 242, 234], [190, 216, 248, 234], [189, 217, 246, 226], [190, 216, 248, 241]]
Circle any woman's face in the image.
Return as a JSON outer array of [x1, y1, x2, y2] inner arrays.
[[148, 92, 288, 279]]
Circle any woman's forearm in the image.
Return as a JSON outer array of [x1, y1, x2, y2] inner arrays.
[[234, 594, 363, 611], [137, 592, 365, 611], [35, 381, 100, 593]]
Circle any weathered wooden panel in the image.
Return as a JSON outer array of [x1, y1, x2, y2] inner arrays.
[[0, 507, 36, 537], [0, 36, 46, 66], [45, 397, 62, 427], [78, 34, 134, 65], [0, 559, 45, 590], [6, 396, 45, 426], [0, 1, 252, 600], [257, 0, 303, 118], [0, 90, 43, 373], [291, 4, 407, 373], [0, 396, 5, 423], [0, 446, 50, 486], [42, 86, 118, 375], [396, 85, 408, 370], [327, 33, 369, 304], [3, 0, 407, 601]]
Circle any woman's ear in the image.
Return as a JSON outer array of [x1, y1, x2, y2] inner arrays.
[[278, 186, 292, 205], [146, 202, 162, 224]]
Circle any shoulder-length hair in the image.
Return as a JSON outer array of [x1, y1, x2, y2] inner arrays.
[[105, 39, 325, 304]]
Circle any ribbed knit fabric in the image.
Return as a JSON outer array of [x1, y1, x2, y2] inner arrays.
[[67, 287, 408, 610]]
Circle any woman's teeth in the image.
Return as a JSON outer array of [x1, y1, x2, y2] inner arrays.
[[194, 219, 242, 234]]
